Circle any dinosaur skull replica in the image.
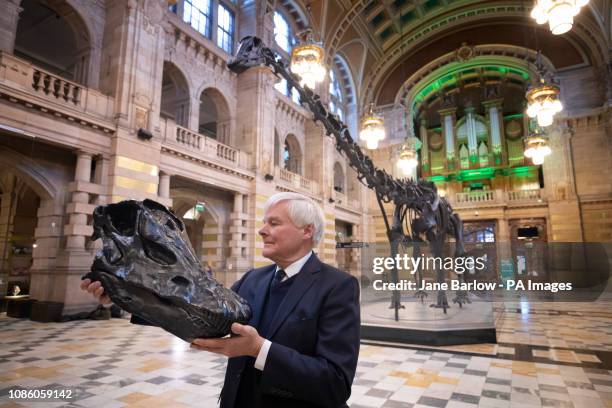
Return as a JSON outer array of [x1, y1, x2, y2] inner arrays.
[[83, 199, 252, 341]]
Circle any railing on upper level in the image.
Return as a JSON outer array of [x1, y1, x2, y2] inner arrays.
[[0, 52, 115, 120], [455, 190, 498, 205], [507, 189, 542, 202], [450, 189, 545, 207], [275, 167, 320, 197], [159, 118, 251, 171]]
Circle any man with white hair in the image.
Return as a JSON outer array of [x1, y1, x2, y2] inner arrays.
[[82, 192, 360, 407], [193, 192, 360, 408]]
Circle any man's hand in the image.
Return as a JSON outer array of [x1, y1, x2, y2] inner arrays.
[[80, 278, 113, 306], [191, 323, 265, 358]]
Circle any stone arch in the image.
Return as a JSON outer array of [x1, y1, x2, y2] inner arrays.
[[0, 146, 63, 300], [0, 147, 58, 201], [365, 16, 606, 108], [397, 49, 550, 113], [335, 39, 367, 84], [170, 189, 223, 270], [283, 133, 303, 175], [198, 87, 232, 145], [15, 0, 96, 86], [161, 61, 191, 128]]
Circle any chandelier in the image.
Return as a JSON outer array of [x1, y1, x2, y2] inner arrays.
[[360, 104, 386, 149], [524, 130, 552, 165], [531, 0, 589, 35], [397, 139, 419, 176], [526, 78, 563, 127], [290, 30, 326, 89]]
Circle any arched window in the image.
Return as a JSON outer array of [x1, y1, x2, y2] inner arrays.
[[333, 162, 345, 193], [329, 55, 357, 137], [329, 70, 345, 122], [15, 0, 92, 85], [160, 62, 190, 128], [274, 12, 293, 53], [199, 88, 231, 144], [283, 134, 302, 174]]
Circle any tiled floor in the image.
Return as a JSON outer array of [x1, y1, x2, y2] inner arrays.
[[0, 301, 611, 407]]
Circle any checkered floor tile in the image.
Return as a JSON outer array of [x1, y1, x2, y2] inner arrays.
[[0, 300, 611, 407]]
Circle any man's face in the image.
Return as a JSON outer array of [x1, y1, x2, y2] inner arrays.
[[259, 201, 313, 263]]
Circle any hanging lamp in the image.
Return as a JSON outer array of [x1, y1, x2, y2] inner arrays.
[[359, 103, 386, 149]]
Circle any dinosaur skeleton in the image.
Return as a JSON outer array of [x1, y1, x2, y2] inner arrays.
[[228, 36, 468, 316]]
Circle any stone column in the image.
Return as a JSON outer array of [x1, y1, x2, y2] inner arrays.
[[235, 65, 277, 173], [188, 95, 201, 132], [65, 151, 92, 251], [158, 171, 170, 198], [0, 177, 17, 295], [228, 192, 250, 283], [0, 0, 22, 53], [29, 199, 64, 303], [99, 1, 166, 205], [439, 107, 457, 171], [93, 155, 110, 206], [544, 125, 584, 242]]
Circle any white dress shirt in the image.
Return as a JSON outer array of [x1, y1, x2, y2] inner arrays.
[[253, 250, 313, 370]]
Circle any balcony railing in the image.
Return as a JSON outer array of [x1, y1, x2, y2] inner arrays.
[[275, 167, 320, 197], [507, 189, 542, 202], [455, 190, 497, 204], [0, 52, 114, 120], [160, 118, 251, 170], [451, 189, 544, 207]]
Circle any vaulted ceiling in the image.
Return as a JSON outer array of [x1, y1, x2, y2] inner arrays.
[[289, 0, 611, 109]]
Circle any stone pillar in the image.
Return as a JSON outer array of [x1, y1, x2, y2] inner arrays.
[[320, 202, 337, 266], [65, 151, 92, 251], [29, 199, 64, 304], [99, 1, 167, 205], [544, 125, 584, 242], [0, 177, 17, 295], [235, 65, 277, 174], [439, 107, 456, 171], [158, 171, 170, 198], [228, 192, 249, 283], [0, 0, 22, 53], [483, 99, 504, 165], [93, 155, 110, 206], [189, 95, 201, 132]]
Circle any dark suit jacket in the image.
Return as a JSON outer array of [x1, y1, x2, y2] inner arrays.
[[221, 253, 360, 408]]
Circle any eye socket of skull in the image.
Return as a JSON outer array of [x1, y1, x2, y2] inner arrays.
[[106, 201, 141, 236], [140, 216, 178, 266]]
